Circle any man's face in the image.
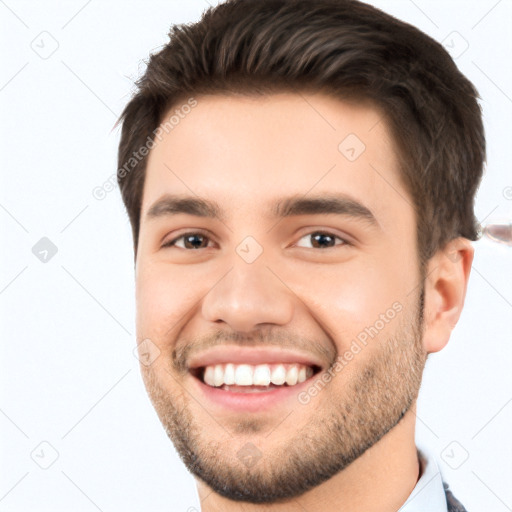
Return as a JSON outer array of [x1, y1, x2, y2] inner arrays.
[[135, 93, 428, 503]]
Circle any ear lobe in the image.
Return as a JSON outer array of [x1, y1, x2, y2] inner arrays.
[[421, 237, 474, 354]]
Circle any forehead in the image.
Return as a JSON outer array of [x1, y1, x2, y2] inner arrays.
[[141, 92, 412, 230]]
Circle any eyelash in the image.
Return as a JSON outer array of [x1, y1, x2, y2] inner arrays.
[[161, 230, 351, 250]]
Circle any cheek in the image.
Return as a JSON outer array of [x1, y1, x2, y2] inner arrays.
[[135, 264, 202, 343], [292, 255, 410, 344]]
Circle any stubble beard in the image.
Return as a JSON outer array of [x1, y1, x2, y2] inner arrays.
[[140, 287, 427, 504]]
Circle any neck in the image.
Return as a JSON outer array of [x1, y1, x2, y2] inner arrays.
[[196, 403, 420, 512]]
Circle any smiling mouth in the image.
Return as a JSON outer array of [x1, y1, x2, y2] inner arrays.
[[190, 362, 322, 393]]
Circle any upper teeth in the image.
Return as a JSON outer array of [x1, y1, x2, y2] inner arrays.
[[202, 363, 314, 387]]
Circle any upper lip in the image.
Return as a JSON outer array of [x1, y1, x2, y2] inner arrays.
[[187, 346, 326, 371]]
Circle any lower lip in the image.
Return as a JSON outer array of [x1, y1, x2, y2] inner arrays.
[[191, 373, 316, 413]]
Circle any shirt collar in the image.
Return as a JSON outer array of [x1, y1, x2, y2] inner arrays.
[[398, 446, 448, 512]]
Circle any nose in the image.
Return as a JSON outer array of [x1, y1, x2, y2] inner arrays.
[[201, 257, 295, 333]]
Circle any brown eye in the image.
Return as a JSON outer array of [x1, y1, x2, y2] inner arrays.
[[295, 231, 348, 249], [162, 232, 212, 250]]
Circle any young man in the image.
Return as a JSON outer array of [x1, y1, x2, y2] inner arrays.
[[116, 0, 485, 510]]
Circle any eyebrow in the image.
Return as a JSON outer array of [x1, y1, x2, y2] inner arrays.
[[145, 193, 379, 227]]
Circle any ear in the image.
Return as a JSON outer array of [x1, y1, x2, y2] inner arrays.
[[422, 237, 474, 354]]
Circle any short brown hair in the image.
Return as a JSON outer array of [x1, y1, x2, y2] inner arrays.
[[116, 0, 486, 266]]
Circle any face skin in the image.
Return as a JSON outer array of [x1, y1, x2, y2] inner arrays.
[[134, 93, 474, 511]]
